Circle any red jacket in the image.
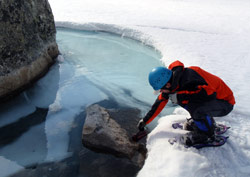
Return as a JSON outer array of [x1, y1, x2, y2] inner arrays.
[[143, 60, 235, 124]]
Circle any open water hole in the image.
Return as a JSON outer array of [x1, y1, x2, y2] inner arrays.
[[0, 28, 174, 177]]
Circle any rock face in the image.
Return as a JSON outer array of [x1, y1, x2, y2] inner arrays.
[[82, 104, 147, 168], [0, 0, 59, 102]]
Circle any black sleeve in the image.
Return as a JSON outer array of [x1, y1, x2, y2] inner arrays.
[[143, 93, 169, 124]]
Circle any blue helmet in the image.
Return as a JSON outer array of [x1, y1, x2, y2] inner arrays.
[[148, 67, 172, 90]]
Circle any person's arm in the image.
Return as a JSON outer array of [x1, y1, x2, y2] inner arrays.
[[137, 93, 169, 130]]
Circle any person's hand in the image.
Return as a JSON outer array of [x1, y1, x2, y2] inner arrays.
[[137, 119, 146, 131], [169, 93, 178, 104]]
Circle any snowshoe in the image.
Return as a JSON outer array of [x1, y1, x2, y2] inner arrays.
[[172, 122, 230, 135], [169, 128, 229, 149], [169, 134, 229, 149], [214, 124, 230, 135], [190, 135, 229, 149]]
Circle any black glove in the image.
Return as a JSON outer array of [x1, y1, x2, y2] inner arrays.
[[137, 119, 146, 131]]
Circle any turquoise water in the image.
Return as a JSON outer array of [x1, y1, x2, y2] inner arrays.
[[56, 28, 163, 108], [0, 28, 166, 177]]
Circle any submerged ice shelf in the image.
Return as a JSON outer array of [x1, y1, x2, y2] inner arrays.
[[0, 27, 171, 177]]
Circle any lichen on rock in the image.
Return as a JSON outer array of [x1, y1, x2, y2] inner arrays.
[[0, 0, 59, 101]]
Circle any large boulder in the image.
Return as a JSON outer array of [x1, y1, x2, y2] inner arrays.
[[0, 0, 59, 102], [82, 104, 147, 168]]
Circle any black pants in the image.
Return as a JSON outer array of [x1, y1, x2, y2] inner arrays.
[[185, 99, 234, 134]]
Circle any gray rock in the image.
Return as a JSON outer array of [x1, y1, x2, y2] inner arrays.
[[82, 104, 147, 168], [0, 0, 59, 102]]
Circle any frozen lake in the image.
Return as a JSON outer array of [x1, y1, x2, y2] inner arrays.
[[0, 28, 171, 177]]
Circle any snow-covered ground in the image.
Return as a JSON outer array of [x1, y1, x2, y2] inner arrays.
[[49, 0, 250, 115], [48, 0, 250, 176], [14, 0, 250, 176]]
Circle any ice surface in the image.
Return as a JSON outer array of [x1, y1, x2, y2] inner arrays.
[[0, 27, 163, 176], [0, 94, 36, 127], [0, 123, 47, 167], [0, 156, 24, 177], [24, 64, 60, 108], [56, 28, 162, 108]]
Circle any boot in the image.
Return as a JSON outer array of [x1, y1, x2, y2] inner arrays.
[[181, 131, 215, 146], [182, 116, 215, 146], [184, 117, 216, 132], [183, 118, 196, 131]]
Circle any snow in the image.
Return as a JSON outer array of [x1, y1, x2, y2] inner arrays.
[[50, 0, 250, 115], [138, 108, 250, 177], [48, 0, 250, 176], [0, 0, 249, 176]]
